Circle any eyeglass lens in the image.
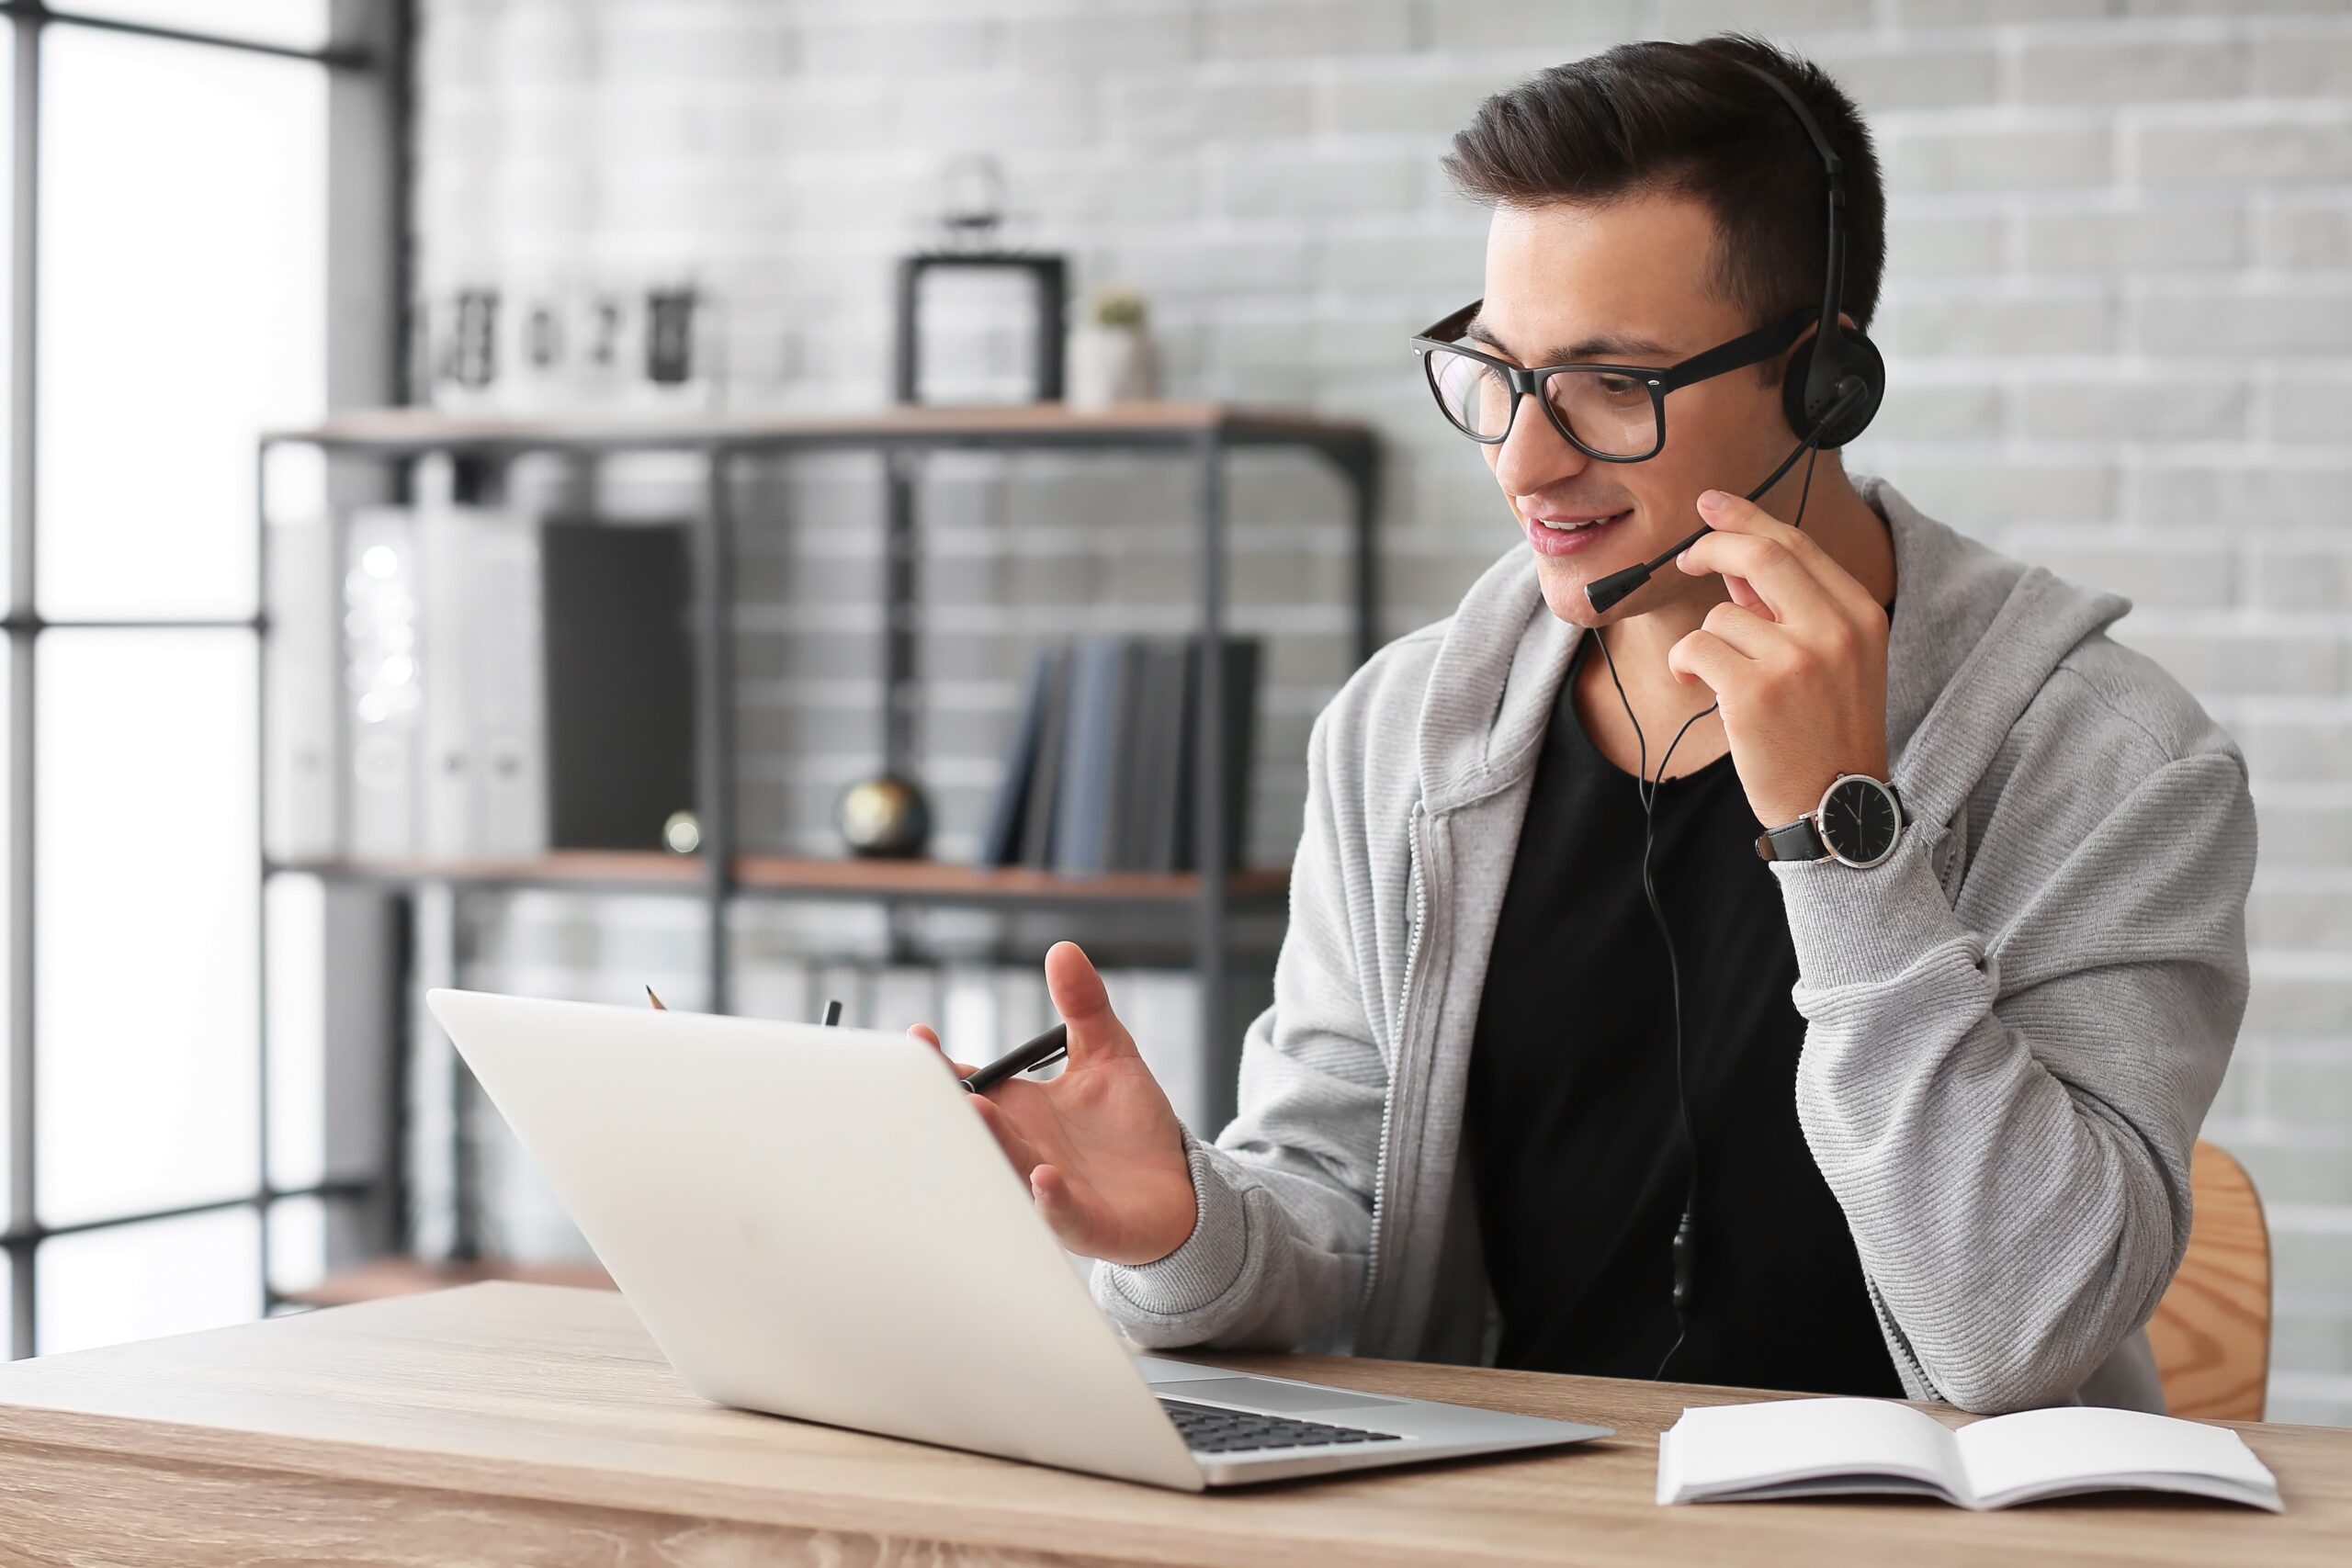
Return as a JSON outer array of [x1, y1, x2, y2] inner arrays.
[[1424, 346, 1658, 457]]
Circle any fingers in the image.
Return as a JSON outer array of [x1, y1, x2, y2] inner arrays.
[[967, 1091, 1047, 1176], [1027, 1164, 1083, 1246], [1666, 627, 1748, 697], [1680, 489, 1882, 625], [1677, 527, 1839, 626], [904, 1022, 973, 1078], [1699, 599, 1777, 660], [1043, 941, 1139, 1068]]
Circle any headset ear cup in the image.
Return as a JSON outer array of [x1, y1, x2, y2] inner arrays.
[[1781, 326, 1885, 449]]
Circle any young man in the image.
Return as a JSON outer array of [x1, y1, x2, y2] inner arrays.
[[914, 36, 2256, 1414]]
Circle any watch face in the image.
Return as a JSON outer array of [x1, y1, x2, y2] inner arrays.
[[1818, 777, 1901, 867]]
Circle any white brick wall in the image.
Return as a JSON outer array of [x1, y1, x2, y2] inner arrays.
[[414, 0, 2352, 1420]]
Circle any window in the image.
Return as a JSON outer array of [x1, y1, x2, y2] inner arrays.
[[1, 3, 389, 1357]]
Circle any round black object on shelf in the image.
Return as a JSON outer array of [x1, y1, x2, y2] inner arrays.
[[837, 774, 932, 859]]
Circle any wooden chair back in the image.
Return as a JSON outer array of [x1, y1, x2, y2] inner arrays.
[[2146, 1140, 2270, 1420]]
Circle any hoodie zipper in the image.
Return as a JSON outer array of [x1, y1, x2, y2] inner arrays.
[[1355, 802, 1428, 1352], [1867, 1272, 1939, 1397]]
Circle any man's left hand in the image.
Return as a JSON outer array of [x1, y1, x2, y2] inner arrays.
[[1665, 488, 1890, 829]]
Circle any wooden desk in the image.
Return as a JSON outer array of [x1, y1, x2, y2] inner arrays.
[[0, 1283, 2337, 1566]]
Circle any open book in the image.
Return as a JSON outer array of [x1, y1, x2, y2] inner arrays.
[[1657, 1398, 2281, 1511]]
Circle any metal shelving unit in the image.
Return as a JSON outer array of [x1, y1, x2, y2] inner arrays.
[[259, 400, 1379, 1286]]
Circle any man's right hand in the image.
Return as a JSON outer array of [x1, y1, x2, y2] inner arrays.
[[909, 940, 1199, 1267]]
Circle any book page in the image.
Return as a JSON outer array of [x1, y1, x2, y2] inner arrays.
[[1661, 1398, 1963, 1504], [1956, 1406, 2282, 1511]]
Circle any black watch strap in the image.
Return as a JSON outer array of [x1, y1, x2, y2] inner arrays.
[[1754, 817, 1827, 863]]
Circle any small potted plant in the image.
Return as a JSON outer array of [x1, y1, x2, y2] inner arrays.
[[1067, 285, 1156, 408]]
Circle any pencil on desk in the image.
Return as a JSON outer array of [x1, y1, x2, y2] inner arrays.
[[646, 987, 667, 1010]]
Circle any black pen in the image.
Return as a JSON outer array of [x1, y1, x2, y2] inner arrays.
[[960, 1022, 1069, 1095]]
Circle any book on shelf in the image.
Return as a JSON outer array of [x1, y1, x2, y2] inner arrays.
[[1051, 636, 1144, 877], [1128, 640, 1189, 873], [979, 633, 1261, 877], [1016, 644, 1075, 872], [1170, 635, 1260, 875], [978, 649, 1055, 868]]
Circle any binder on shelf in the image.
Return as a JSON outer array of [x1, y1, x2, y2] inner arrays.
[[540, 521, 696, 851], [334, 508, 694, 863], [264, 513, 337, 863], [347, 503, 550, 863], [731, 958, 813, 1027], [345, 507, 423, 861], [996, 964, 1060, 1077], [416, 505, 479, 859], [473, 510, 549, 857], [871, 965, 941, 1039], [813, 960, 868, 1027], [940, 964, 1002, 1066]]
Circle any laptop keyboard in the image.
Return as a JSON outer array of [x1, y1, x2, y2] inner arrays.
[[1159, 1396, 1406, 1454]]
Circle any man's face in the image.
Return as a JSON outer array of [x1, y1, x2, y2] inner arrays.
[[1472, 192, 1800, 628]]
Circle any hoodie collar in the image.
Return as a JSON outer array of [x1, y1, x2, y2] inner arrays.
[[1414, 474, 2132, 826]]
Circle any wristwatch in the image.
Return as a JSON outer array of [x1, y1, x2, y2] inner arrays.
[[1754, 773, 1905, 869]]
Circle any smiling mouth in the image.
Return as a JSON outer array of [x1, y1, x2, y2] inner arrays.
[[1521, 505, 1634, 560]]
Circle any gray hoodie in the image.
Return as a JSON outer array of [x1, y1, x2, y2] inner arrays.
[[1090, 473, 2256, 1416]]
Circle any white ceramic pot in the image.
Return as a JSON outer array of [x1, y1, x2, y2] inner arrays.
[[1067, 323, 1155, 408]]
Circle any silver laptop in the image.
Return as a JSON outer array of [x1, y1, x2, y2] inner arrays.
[[425, 987, 1611, 1490]]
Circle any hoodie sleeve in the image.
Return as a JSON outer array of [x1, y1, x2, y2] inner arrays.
[[1088, 699, 1390, 1354], [1772, 744, 2256, 1414]]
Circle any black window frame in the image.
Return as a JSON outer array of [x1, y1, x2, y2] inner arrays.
[[0, 0, 404, 1359]]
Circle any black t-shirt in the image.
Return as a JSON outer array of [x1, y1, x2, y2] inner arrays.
[[1463, 636, 1901, 1395]]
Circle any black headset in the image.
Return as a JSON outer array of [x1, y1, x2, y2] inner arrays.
[[1583, 57, 1885, 617], [1577, 53, 1886, 1380]]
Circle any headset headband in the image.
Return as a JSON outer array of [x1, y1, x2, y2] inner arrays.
[[1724, 56, 1849, 420]]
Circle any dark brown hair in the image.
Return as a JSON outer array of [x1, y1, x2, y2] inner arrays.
[[1442, 34, 1886, 354]]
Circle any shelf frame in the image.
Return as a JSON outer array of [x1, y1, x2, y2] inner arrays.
[[274, 852, 1292, 909]]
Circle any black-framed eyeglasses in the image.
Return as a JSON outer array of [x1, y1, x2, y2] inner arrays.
[[1409, 300, 1813, 462]]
